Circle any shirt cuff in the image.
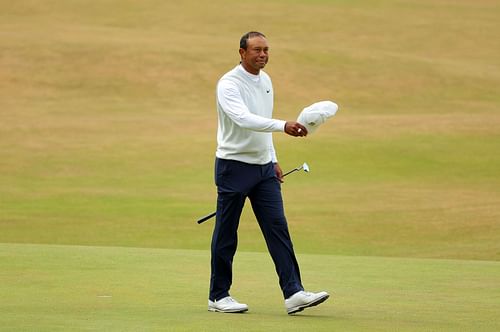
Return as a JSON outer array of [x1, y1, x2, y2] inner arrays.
[[276, 120, 287, 132]]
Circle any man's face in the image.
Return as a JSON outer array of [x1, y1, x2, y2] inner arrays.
[[239, 36, 269, 74]]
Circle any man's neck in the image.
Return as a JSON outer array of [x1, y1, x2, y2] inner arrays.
[[241, 62, 260, 75]]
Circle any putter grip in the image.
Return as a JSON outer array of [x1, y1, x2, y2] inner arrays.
[[197, 212, 216, 224]]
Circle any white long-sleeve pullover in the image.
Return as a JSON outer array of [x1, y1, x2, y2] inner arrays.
[[215, 65, 286, 164]]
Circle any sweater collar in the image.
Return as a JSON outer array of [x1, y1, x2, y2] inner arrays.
[[238, 64, 260, 82]]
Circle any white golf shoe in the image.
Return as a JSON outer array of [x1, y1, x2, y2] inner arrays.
[[285, 290, 330, 314], [208, 296, 248, 313]]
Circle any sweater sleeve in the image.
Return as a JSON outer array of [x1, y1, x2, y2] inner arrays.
[[217, 80, 286, 132]]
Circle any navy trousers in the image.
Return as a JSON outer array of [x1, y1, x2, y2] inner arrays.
[[209, 158, 304, 301]]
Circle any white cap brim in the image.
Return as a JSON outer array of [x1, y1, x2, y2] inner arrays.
[[297, 101, 338, 134]]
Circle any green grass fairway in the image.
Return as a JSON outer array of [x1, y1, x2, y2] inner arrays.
[[1, 243, 499, 331], [1, 0, 500, 330]]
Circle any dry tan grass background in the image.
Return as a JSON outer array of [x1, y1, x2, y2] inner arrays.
[[1, 0, 499, 260]]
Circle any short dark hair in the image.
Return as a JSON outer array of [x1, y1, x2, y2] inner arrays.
[[240, 31, 266, 50]]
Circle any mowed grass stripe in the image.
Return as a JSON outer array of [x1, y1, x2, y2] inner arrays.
[[1, 243, 499, 331]]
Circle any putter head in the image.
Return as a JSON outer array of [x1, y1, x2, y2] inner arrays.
[[302, 162, 310, 173]]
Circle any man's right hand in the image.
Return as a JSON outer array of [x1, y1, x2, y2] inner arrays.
[[285, 122, 308, 137]]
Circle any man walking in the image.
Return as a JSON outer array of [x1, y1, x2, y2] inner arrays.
[[209, 31, 329, 315]]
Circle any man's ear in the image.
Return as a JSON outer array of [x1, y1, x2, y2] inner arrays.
[[239, 48, 245, 60]]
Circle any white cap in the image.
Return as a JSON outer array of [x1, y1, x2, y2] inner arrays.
[[297, 101, 338, 134]]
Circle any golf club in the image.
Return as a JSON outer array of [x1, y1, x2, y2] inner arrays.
[[197, 162, 309, 224], [281, 162, 310, 177]]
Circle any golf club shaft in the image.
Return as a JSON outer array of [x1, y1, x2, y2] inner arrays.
[[197, 212, 217, 224], [281, 168, 299, 177], [197, 165, 301, 224]]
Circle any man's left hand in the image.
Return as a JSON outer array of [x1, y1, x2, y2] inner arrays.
[[274, 163, 284, 183]]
